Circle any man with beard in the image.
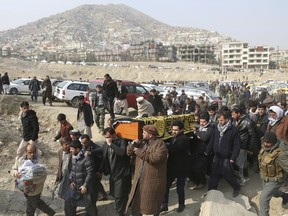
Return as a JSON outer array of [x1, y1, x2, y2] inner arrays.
[[103, 74, 118, 120], [267, 105, 288, 141], [41, 75, 53, 106], [101, 127, 131, 216], [55, 137, 72, 200], [190, 112, 214, 188], [258, 132, 288, 216], [160, 121, 190, 213], [77, 95, 94, 138], [126, 125, 168, 216], [17, 101, 39, 158], [66, 140, 97, 216], [231, 105, 257, 185], [207, 110, 241, 197]]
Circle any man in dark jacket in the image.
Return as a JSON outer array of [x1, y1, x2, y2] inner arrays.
[[29, 76, 40, 102], [101, 127, 131, 216], [160, 121, 190, 213], [77, 95, 94, 138], [41, 75, 52, 106], [17, 101, 39, 158], [231, 105, 257, 185], [103, 74, 118, 120], [114, 80, 129, 116], [66, 140, 97, 216], [1, 72, 10, 94], [190, 112, 214, 187], [182, 97, 196, 114], [148, 89, 164, 116], [80, 134, 108, 203], [207, 110, 241, 197]]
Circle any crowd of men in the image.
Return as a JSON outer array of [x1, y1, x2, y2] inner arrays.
[[8, 74, 288, 216]]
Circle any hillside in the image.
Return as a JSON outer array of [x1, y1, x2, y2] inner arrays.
[[0, 4, 232, 54]]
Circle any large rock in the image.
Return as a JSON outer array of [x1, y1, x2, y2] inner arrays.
[[200, 190, 257, 216]]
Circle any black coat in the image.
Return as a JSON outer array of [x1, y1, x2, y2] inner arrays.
[[195, 123, 214, 153], [21, 110, 39, 141], [29, 79, 40, 92], [77, 102, 94, 126], [167, 133, 190, 177], [232, 115, 257, 152], [148, 94, 164, 115], [103, 79, 118, 98], [1, 74, 9, 85], [69, 150, 96, 190], [84, 141, 103, 172], [207, 123, 241, 161], [101, 138, 131, 180], [117, 85, 128, 100]]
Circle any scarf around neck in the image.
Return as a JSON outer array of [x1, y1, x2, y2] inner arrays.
[[217, 120, 231, 137]]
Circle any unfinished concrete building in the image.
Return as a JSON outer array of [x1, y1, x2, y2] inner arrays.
[[177, 45, 216, 64]]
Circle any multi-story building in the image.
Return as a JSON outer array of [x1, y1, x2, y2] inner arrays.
[[177, 45, 216, 64], [270, 49, 288, 67], [222, 42, 248, 69], [221, 42, 269, 70], [248, 46, 269, 69]]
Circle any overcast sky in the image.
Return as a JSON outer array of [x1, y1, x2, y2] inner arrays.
[[1, 0, 287, 49]]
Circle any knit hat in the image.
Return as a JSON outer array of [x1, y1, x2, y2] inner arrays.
[[69, 140, 82, 149], [262, 132, 278, 144], [143, 125, 158, 135], [69, 129, 81, 136], [57, 113, 66, 121]]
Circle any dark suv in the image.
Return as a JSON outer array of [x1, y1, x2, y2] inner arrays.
[[86, 79, 150, 109]]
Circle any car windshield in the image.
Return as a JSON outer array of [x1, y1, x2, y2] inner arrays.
[[57, 81, 69, 88]]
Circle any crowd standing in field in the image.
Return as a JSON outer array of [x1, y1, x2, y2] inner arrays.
[[6, 73, 288, 216]]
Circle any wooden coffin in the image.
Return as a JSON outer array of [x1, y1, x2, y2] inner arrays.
[[114, 114, 195, 140]]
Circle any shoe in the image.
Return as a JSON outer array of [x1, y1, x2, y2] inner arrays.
[[232, 189, 240, 197], [192, 184, 205, 190], [159, 205, 168, 213], [240, 178, 250, 186], [98, 196, 108, 201], [177, 205, 185, 213]]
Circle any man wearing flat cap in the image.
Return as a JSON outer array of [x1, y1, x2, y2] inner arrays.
[[126, 125, 168, 216], [259, 132, 288, 216]]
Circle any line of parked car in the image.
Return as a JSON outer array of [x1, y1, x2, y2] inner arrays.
[[9, 77, 224, 108]]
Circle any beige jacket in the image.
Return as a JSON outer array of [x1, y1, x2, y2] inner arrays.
[[11, 156, 46, 196]]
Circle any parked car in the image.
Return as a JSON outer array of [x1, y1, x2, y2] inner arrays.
[[9, 78, 43, 95], [50, 79, 64, 100], [54, 80, 89, 107], [86, 79, 150, 109], [141, 84, 165, 95]]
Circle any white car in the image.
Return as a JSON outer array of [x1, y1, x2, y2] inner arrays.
[[9, 78, 43, 95], [54, 80, 89, 107]]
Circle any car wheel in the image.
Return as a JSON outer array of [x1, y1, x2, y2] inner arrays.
[[10, 88, 18, 95], [71, 97, 79, 108]]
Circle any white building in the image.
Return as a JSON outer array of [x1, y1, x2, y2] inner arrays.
[[221, 42, 269, 70]]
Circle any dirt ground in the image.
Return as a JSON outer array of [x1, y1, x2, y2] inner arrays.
[[0, 59, 288, 215]]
